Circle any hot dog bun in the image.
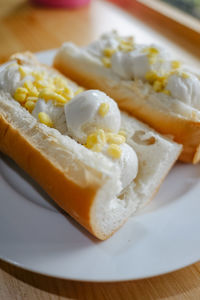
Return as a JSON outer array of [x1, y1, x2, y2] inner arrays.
[[53, 32, 200, 163]]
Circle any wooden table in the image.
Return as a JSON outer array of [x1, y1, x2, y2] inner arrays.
[[0, 0, 200, 298]]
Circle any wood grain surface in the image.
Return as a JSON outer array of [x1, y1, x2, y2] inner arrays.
[[0, 0, 200, 299]]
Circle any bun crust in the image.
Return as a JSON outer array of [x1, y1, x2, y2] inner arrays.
[[54, 50, 200, 164], [0, 101, 104, 238]]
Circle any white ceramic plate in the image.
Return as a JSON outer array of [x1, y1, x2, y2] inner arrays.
[[0, 50, 200, 282]]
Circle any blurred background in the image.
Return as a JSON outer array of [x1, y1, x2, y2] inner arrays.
[[0, 0, 199, 64], [162, 0, 200, 19]]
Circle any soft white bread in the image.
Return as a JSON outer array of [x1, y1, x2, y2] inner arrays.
[[0, 54, 181, 240], [53, 36, 200, 164]]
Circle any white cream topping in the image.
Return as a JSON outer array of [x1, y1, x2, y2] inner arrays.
[[166, 72, 200, 110], [103, 143, 138, 190], [32, 99, 67, 134], [64, 90, 121, 143], [85, 31, 200, 111], [0, 60, 139, 191], [0, 62, 43, 95], [110, 44, 171, 80]]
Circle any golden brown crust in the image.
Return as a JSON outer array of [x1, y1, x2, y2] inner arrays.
[[54, 58, 200, 164], [0, 114, 103, 238]]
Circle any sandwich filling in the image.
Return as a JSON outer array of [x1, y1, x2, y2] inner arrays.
[[84, 31, 200, 111]]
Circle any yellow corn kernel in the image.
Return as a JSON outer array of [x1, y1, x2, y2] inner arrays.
[[118, 43, 133, 52], [24, 80, 34, 90], [97, 129, 106, 144], [25, 100, 35, 112], [53, 93, 67, 103], [101, 57, 111, 68], [53, 76, 67, 88], [145, 71, 158, 84], [38, 112, 53, 127], [98, 103, 110, 117], [148, 47, 159, 55], [181, 72, 189, 79], [107, 144, 122, 159], [153, 80, 163, 92], [32, 71, 45, 81], [85, 133, 98, 149], [162, 89, 171, 96], [85, 130, 106, 149], [106, 133, 126, 145], [91, 143, 103, 152], [24, 81, 39, 97], [39, 89, 54, 100], [103, 48, 116, 57], [56, 87, 73, 100], [74, 87, 85, 95], [14, 87, 28, 103], [26, 96, 38, 102], [171, 60, 181, 69], [148, 55, 157, 65], [18, 66, 27, 79], [33, 80, 46, 90], [118, 130, 127, 138]]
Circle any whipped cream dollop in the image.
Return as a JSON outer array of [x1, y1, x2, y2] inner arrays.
[[64, 89, 138, 190], [104, 142, 138, 190], [65, 90, 121, 143], [166, 72, 200, 110], [110, 44, 171, 80]]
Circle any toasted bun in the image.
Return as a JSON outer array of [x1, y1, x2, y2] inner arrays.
[[54, 44, 200, 164], [0, 53, 182, 239]]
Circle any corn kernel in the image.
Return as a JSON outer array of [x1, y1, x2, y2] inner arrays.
[[101, 57, 111, 68], [74, 87, 85, 95], [97, 129, 106, 144], [26, 96, 38, 102], [107, 144, 122, 159], [148, 55, 157, 65], [85, 133, 98, 149], [171, 60, 181, 69], [153, 80, 163, 92], [53, 76, 67, 88], [148, 47, 159, 55], [106, 133, 126, 145], [19, 66, 27, 79], [32, 71, 45, 81], [98, 103, 110, 117], [14, 87, 28, 103], [103, 48, 116, 57], [52, 93, 67, 103], [162, 89, 171, 96], [145, 71, 158, 83], [56, 87, 73, 99], [118, 130, 127, 138], [85, 129, 106, 149], [25, 100, 35, 112], [38, 112, 53, 127], [24, 81, 39, 97], [91, 143, 103, 152], [118, 43, 133, 52], [181, 72, 189, 79]]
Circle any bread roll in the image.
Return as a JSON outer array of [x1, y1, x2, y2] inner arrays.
[[54, 31, 200, 163], [0, 53, 181, 239]]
